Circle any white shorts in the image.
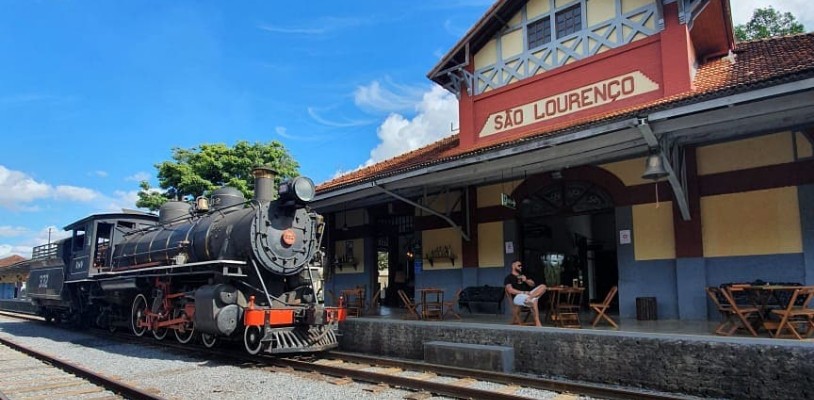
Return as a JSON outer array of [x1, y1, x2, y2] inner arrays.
[[514, 293, 532, 306]]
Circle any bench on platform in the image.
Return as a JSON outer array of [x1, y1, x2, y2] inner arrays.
[[458, 285, 505, 315], [424, 341, 514, 373]]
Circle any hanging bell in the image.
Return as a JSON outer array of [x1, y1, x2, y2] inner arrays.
[[642, 152, 669, 180]]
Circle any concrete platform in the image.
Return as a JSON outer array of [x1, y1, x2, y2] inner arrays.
[[339, 306, 814, 400]]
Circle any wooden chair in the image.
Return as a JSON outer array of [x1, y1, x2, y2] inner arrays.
[[771, 287, 814, 340], [590, 286, 618, 328], [716, 286, 760, 337], [554, 287, 583, 328], [365, 288, 382, 315], [505, 288, 533, 326], [397, 289, 421, 320], [442, 288, 462, 320]]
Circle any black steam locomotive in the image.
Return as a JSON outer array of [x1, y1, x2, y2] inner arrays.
[[25, 167, 345, 354]]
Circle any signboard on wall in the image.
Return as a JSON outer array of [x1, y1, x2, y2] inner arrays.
[[478, 71, 660, 137], [619, 229, 631, 245], [500, 193, 516, 209]]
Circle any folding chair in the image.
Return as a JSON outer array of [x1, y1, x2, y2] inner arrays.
[[555, 287, 584, 328], [716, 286, 760, 337], [590, 286, 618, 328], [505, 288, 533, 326], [442, 288, 462, 320], [771, 287, 814, 340], [397, 289, 422, 320], [365, 288, 382, 315]]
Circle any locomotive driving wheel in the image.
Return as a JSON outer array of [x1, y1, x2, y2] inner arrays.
[[152, 323, 168, 340], [243, 326, 264, 355], [173, 309, 195, 344], [131, 294, 148, 337], [201, 333, 218, 348]]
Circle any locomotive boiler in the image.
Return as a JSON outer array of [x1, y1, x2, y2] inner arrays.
[[26, 167, 344, 355]]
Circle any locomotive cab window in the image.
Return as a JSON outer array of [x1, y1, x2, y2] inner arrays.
[[72, 228, 86, 251]]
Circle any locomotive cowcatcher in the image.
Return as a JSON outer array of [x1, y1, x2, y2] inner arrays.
[[25, 167, 346, 354]]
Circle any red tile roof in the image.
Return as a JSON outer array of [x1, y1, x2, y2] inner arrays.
[[0, 255, 26, 269], [318, 33, 814, 193]]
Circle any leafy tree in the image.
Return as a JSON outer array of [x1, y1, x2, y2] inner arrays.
[[137, 141, 300, 211], [735, 6, 804, 42]]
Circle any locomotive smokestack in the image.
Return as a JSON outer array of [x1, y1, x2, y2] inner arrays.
[[252, 166, 277, 202]]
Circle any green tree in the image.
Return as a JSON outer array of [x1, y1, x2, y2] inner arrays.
[[137, 141, 300, 211], [735, 6, 804, 42]]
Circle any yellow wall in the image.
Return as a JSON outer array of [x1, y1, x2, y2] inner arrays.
[[622, 0, 655, 14], [478, 222, 504, 268], [334, 238, 364, 274], [588, 0, 616, 26], [797, 132, 813, 159], [697, 132, 794, 175], [422, 228, 462, 270], [555, 0, 578, 8], [701, 187, 802, 257], [526, 0, 550, 19], [632, 201, 675, 260], [502, 29, 523, 61], [477, 180, 521, 207], [474, 38, 497, 70], [599, 157, 649, 186]]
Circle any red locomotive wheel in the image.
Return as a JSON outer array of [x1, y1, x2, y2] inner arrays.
[[174, 309, 195, 344], [131, 294, 148, 337]]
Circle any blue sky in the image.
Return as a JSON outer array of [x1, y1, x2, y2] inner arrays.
[[1, 1, 811, 258]]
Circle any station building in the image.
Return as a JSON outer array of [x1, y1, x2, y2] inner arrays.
[[313, 0, 814, 321], [0, 255, 27, 299]]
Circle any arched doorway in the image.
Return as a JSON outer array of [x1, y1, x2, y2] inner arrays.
[[516, 178, 618, 304]]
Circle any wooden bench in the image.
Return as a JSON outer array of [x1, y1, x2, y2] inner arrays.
[[458, 286, 505, 315]]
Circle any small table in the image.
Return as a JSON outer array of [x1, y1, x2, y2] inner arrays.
[[418, 288, 444, 320]]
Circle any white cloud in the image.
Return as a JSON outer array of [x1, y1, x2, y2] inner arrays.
[[125, 171, 151, 182], [353, 79, 426, 113], [90, 170, 108, 178], [0, 165, 101, 210], [307, 106, 374, 128], [0, 226, 28, 237], [275, 126, 324, 142], [54, 185, 99, 202], [366, 84, 458, 165], [103, 190, 142, 213], [0, 225, 70, 259], [732, 1, 814, 31]]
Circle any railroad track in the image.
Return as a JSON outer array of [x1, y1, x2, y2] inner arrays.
[[0, 335, 164, 400], [0, 310, 690, 400]]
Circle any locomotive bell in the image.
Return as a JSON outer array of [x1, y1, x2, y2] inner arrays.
[[642, 153, 668, 180]]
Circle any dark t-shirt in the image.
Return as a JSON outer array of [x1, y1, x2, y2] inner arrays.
[[504, 273, 534, 294]]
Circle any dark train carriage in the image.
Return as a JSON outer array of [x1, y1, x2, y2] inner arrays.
[[26, 212, 159, 323]]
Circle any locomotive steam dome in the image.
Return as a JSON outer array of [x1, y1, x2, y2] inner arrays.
[[210, 187, 246, 210], [159, 201, 191, 224]]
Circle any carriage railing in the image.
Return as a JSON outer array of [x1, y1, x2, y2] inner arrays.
[[31, 243, 59, 260]]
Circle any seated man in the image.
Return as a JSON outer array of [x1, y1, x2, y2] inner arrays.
[[504, 260, 547, 326]]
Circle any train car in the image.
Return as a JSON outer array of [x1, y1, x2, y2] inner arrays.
[[26, 167, 345, 355]]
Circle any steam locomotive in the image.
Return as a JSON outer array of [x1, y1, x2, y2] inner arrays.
[[24, 167, 345, 355]]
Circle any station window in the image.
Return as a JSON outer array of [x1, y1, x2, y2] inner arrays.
[[555, 4, 582, 39], [527, 16, 551, 49]]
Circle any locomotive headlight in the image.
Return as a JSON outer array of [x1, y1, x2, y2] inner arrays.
[[278, 176, 316, 204]]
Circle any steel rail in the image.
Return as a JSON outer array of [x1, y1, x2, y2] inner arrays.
[[0, 310, 686, 400], [0, 335, 165, 400], [328, 351, 686, 400]]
